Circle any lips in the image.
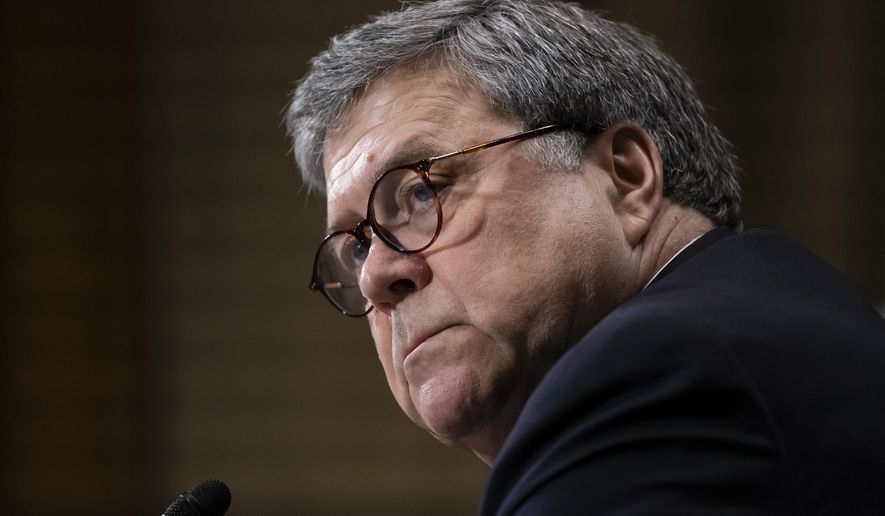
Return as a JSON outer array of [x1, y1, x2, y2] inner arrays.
[[400, 323, 459, 363]]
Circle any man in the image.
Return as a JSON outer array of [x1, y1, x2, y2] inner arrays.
[[286, 0, 885, 514]]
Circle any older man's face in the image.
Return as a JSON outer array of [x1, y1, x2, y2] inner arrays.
[[322, 68, 628, 458]]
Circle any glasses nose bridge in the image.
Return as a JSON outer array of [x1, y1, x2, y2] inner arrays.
[[353, 219, 373, 248]]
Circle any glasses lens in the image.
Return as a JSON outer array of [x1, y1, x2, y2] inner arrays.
[[370, 167, 440, 251], [314, 232, 371, 315]]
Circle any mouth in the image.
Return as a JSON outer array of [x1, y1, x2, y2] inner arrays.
[[402, 324, 458, 362]]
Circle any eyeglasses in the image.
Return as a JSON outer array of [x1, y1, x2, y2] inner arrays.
[[309, 123, 562, 316]]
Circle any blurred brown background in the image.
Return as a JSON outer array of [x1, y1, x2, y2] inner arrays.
[[1, 1, 883, 514]]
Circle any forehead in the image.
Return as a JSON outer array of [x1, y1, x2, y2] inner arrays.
[[321, 67, 504, 228]]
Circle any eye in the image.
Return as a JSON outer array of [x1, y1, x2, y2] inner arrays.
[[370, 167, 452, 232], [409, 182, 433, 205], [394, 176, 436, 216], [348, 238, 369, 263], [334, 235, 368, 269]]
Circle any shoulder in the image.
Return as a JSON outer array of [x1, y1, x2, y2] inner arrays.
[[481, 229, 885, 515], [509, 298, 751, 449], [482, 302, 800, 515]]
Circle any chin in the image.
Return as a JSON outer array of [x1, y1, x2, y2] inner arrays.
[[407, 366, 515, 448], [415, 390, 514, 463]]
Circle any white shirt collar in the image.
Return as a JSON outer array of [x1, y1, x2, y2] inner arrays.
[[641, 232, 706, 291]]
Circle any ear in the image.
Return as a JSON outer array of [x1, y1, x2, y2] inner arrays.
[[586, 122, 663, 247]]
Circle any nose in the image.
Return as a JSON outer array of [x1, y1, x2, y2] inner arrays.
[[358, 237, 431, 313]]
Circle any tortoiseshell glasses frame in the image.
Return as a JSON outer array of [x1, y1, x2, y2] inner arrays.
[[309, 123, 563, 316]]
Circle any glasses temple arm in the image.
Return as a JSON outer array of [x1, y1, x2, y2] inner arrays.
[[426, 124, 562, 164]]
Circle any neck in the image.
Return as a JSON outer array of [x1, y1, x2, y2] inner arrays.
[[465, 202, 714, 466], [456, 395, 528, 466], [636, 200, 714, 289]]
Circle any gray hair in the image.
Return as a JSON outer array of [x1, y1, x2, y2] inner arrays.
[[286, 0, 742, 228]]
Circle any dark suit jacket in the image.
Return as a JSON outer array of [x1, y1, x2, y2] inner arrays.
[[481, 229, 885, 515]]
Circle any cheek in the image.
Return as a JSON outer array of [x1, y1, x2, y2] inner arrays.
[[437, 178, 596, 333], [368, 311, 426, 424], [368, 311, 395, 380], [464, 186, 564, 282]]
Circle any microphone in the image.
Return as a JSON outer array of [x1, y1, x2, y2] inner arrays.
[[162, 479, 231, 516]]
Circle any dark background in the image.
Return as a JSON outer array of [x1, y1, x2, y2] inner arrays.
[[2, 1, 882, 514]]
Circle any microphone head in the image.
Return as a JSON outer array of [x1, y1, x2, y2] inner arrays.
[[163, 479, 231, 516]]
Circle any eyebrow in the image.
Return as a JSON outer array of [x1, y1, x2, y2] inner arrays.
[[324, 138, 445, 235], [372, 140, 441, 180]]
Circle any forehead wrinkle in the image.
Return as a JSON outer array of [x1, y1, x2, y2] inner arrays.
[[323, 137, 374, 232], [322, 68, 482, 234], [323, 66, 470, 177], [325, 96, 456, 189]]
